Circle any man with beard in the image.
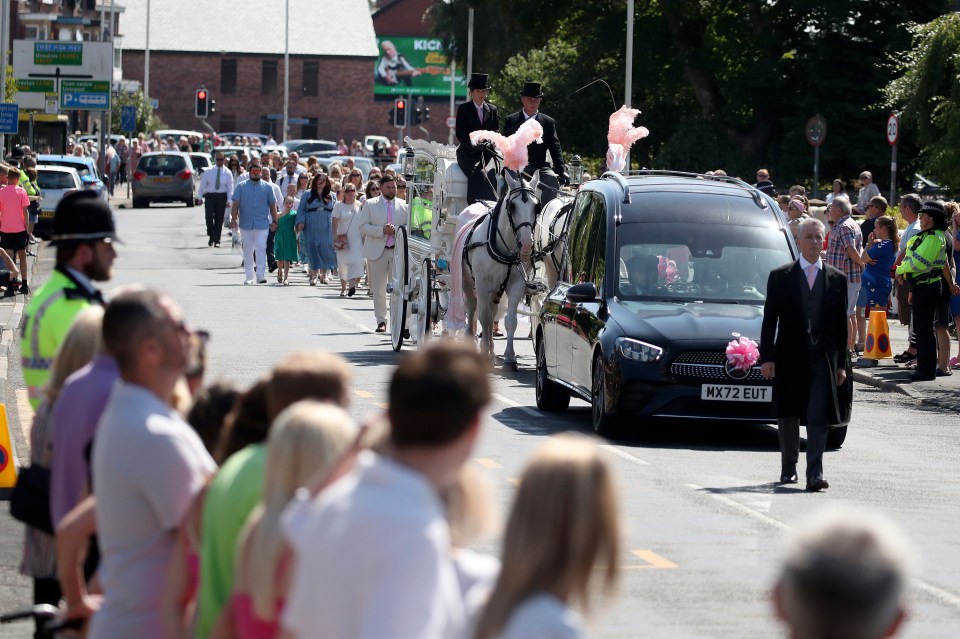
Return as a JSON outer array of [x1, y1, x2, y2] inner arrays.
[[21, 191, 118, 409], [230, 161, 278, 285]]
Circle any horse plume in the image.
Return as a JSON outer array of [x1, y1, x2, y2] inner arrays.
[[470, 117, 544, 173], [606, 105, 650, 172]]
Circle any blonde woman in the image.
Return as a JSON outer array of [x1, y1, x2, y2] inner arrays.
[[210, 401, 355, 639], [473, 435, 620, 639], [19, 306, 104, 635]]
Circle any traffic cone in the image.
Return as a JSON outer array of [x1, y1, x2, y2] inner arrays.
[[0, 403, 20, 500], [863, 308, 893, 360]]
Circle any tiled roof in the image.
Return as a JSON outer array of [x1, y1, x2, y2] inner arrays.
[[119, 0, 378, 58]]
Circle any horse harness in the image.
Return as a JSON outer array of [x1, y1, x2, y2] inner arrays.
[[532, 201, 574, 276], [463, 186, 540, 301]]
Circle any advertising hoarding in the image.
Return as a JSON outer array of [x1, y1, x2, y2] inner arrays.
[[374, 37, 466, 98]]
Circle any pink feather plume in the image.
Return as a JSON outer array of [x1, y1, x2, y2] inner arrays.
[[606, 106, 649, 172], [470, 117, 544, 173]]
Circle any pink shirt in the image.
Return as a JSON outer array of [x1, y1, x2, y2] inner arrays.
[[0, 184, 29, 233]]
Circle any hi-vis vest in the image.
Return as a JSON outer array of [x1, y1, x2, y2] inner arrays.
[[21, 268, 103, 409]]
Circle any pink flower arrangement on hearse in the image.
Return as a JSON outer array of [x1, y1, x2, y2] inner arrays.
[[470, 117, 544, 173], [606, 106, 650, 172], [725, 337, 760, 372], [657, 256, 679, 284]]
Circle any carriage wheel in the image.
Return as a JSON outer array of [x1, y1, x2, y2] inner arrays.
[[389, 226, 409, 352], [415, 258, 434, 349]]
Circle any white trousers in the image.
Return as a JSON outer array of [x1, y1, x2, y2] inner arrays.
[[367, 248, 394, 324], [241, 228, 269, 281]]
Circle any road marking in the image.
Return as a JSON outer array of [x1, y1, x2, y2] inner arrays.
[[626, 549, 678, 569], [355, 390, 373, 398], [685, 483, 960, 612], [16, 389, 32, 455], [491, 393, 541, 418], [474, 457, 502, 469], [600, 444, 650, 466]]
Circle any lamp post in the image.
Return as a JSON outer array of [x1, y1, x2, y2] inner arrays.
[[144, 0, 150, 102], [624, 0, 634, 170], [0, 0, 9, 152], [283, 0, 289, 142]]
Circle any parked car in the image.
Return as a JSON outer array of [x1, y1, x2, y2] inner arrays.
[[189, 153, 212, 174], [912, 173, 950, 198], [131, 152, 197, 208], [261, 144, 289, 158], [535, 171, 852, 446], [218, 132, 269, 146], [363, 135, 391, 156], [37, 154, 108, 201], [282, 139, 338, 156], [152, 129, 207, 143], [33, 166, 83, 238], [78, 134, 124, 147], [315, 156, 375, 181], [213, 146, 260, 163]]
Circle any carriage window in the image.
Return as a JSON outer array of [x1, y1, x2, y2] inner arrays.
[[410, 183, 434, 240]]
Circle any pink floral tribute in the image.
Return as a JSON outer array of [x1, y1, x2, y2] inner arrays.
[[725, 337, 760, 372], [606, 105, 650, 172], [657, 256, 679, 284]]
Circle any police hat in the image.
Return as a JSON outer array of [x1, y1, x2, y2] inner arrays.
[[919, 200, 948, 230], [49, 190, 121, 246]]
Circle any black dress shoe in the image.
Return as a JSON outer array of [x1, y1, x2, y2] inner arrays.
[[936, 368, 953, 377], [805, 478, 830, 492], [375, 322, 386, 333], [779, 471, 798, 484], [347, 286, 355, 297], [908, 372, 936, 382], [208, 239, 214, 247], [214, 242, 220, 248]]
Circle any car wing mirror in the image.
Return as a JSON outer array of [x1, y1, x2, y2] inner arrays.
[[566, 282, 598, 303]]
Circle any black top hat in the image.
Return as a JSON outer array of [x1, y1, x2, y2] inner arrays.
[[919, 199, 948, 230], [467, 73, 491, 90], [49, 191, 121, 247], [521, 81, 543, 98]]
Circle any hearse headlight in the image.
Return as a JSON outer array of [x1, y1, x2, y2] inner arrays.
[[616, 337, 663, 363]]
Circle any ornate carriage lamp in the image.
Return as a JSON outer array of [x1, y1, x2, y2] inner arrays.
[[569, 155, 584, 188], [402, 147, 416, 181]]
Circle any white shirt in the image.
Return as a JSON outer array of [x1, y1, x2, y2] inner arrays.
[[282, 452, 465, 639], [276, 171, 300, 193], [197, 164, 234, 200], [799, 255, 823, 272], [89, 381, 216, 639], [899, 219, 921, 260], [497, 594, 585, 639]]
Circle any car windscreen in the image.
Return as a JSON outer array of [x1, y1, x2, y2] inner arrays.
[[616, 222, 792, 303], [42, 161, 92, 179], [139, 155, 187, 174], [38, 171, 78, 189]]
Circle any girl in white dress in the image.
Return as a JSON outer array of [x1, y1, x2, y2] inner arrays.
[[332, 185, 364, 297], [472, 435, 621, 639]]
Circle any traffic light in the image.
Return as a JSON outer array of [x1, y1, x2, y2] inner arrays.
[[393, 98, 406, 127], [423, 107, 430, 121], [413, 107, 424, 125], [195, 89, 209, 118], [388, 107, 395, 125], [209, 99, 216, 115]]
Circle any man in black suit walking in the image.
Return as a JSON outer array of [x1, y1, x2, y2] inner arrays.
[[455, 73, 500, 204], [503, 81, 567, 204], [760, 217, 849, 492]]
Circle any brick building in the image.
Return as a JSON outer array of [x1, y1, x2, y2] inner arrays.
[[118, 0, 380, 143]]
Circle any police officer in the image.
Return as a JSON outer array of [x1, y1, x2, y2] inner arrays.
[[503, 81, 567, 205], [455, 73, 500, 204], [21, 191, 118, 409]]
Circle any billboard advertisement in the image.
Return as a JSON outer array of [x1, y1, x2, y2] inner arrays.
[[374, 37, 466, 98]]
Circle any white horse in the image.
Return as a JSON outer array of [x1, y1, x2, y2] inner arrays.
[[462, 171, 540, 369], [533, 195, 575, 289]]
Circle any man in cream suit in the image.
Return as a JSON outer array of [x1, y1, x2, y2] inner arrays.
[[358, 175, 409, 332]]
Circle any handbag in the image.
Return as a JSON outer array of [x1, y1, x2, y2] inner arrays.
[[9, 464, 54, 534]]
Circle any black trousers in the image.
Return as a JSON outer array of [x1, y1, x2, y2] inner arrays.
[[912, 279, 942, 377], [778, 348, 832, 481], [266, 228, 277, 270], [204, 193, 228, 243]]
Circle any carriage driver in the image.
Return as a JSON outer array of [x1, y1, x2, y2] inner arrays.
[[455, 73, 501, 204], [503, 81, 568, 206]]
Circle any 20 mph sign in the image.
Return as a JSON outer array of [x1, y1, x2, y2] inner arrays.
[[886, 112, 900, 146]]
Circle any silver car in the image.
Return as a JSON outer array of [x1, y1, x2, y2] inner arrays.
[[132, 151, 197, 208], [34, 166, 83, 238]]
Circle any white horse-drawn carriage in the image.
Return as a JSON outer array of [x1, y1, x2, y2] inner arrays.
[[386, 133, 582, 369]]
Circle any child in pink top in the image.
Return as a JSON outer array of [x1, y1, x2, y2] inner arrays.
[[0, 165, 31, 294]]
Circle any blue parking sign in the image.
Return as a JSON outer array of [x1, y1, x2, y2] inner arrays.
[[121, 105, 137, 132], [0, 104, 19, 135]]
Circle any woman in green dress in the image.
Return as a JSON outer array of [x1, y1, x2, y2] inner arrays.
[[274, 195, 300, 285]]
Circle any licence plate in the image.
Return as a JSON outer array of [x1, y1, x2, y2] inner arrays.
[[701, 384, 772, 402], [152, 177, 172, 183], [41, 210, 54, 218]]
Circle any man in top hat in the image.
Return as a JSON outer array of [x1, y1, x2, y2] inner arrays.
[[503, 81, 567, 204], [21, 190, 118, 409], [455, 73, 500, 204]]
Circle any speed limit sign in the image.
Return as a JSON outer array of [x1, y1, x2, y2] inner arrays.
[[886, 112, 900, 146]]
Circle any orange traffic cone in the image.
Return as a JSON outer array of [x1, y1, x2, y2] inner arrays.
[[863, 308, 893, 360], [0, 403, 19, 500]]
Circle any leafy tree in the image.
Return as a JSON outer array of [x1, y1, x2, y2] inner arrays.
[[887, 12, 960, 188], [110, 89, 164, 136]]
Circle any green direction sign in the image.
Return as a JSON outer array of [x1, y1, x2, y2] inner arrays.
[[16, 79, 55, 93], [34, 42, 82, 66], [60, 80, 110, 110]]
